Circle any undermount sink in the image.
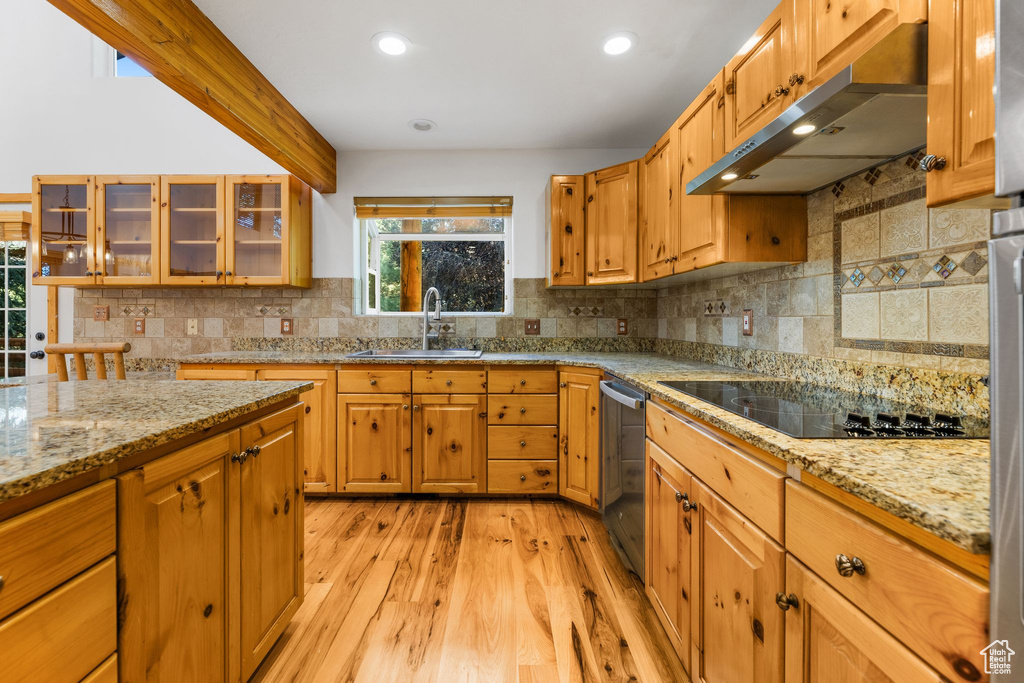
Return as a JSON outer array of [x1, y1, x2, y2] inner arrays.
[[346, 349, 484, 360]]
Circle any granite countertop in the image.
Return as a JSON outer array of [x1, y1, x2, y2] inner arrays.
[[0, 379, 312, 505], [184, 350, 991, 554]]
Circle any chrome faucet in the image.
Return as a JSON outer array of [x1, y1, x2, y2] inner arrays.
[[422, 287, 441, 351]]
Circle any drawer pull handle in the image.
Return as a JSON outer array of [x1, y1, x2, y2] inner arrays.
[[369, 379, 377, 386], [775, 592, 799, 611], [835, 554, 866, 577], [520, 474, 527, 482]]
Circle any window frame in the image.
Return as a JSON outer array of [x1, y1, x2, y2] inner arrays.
[[0, 241, 28, 379], [362, 216, 513, 316]]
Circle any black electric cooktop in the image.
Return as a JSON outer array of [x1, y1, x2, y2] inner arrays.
[[658, 380, 988, 439]]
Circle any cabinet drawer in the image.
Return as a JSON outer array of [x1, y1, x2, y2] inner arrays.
[[178, 367, 257, 380], [338, 368, 411, 393], [786, 482, 989, 682], [488, 460, 557, 494], [488, 369, 558, 394], [0, 481, 115, 621], [82, 654, 118, 683], [413, 368, 487, 394], [488, 426, 559, 460], [488, 395, 557, 425], [0, 557, 116, 683], [646, 402, 785, 541]]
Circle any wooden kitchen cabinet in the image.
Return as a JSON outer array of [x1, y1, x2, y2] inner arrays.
[[177, 367, 258, 381], [413, 394, 487, 493], [585, 161, 638, 285], [548, 174, 586, 286], [783, 555, 942, 682], [95, 175, 161, 286], [558, 370, 600, 508], [723, 1, 798, 153], [639, 129, 677, 282], [259, 368, 337, 493], [337, 393, 412, 493], [645, 439, 693, 673], [924, 0, 997, 207], [226, 174, 311, 287], [238, 404, 304, 679], [31, 175, 96, 285], [161, 175, 226, 285], [691, 479, 785, 683]]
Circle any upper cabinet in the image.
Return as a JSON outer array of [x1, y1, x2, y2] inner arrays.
[[639, 130, 676, 282], [723, 1, 798, 152], [924, 0, 997, 207], [548, 175, 586, 286], [585, 160, 638, 285], [32, 173, 311, 287]]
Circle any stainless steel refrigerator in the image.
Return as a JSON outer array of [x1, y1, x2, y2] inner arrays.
[[991, 0, 1024, 649]]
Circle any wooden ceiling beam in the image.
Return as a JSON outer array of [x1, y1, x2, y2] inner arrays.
[[47, 0, 338, 194]]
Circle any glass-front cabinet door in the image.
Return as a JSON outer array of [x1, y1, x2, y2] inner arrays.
[[160, 175, 225, 285], [226, 175, 290, 285], [96, 176, 160, 285], [31, 175, 96, 284]]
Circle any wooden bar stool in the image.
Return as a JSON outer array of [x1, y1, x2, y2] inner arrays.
[[44, 343, 132, 381]]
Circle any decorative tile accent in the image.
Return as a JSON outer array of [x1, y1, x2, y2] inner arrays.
[[848, 268, 866, 287], [960, 251, 987, 276], [703, 299, 730, 317], [929, 207, 991, 249], [568, 306, 604, 317], [909, 259, 935, 283], [841, 214, 880, 264], [866, 266, 885, 285], [906, 150, 926, 169], [929, 285, 988, 345], [841, 292, 880, 339], [933, 255, 958, 279], [831, 181, 845, 198], [885, 262, 908, 284], [863, 167, 883, 186], [880, 289, 928, 341], [880, 198, 927, 256]]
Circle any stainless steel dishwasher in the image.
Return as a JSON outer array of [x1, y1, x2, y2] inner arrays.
[[600, 375, 646, 579]]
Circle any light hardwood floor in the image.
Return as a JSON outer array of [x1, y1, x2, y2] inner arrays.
[[252, 498, 688, 682]]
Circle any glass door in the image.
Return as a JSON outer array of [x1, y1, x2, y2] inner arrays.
[[226, 175, 287, 285], [160, 176, 225, 285], [96, 176, 160, 285], [1, 240, 27, 378], [31, 176, 96, 284]]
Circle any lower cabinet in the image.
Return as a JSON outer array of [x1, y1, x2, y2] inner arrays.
[[337, 393, 412, 493], [413, 394, 487, 493], [558, 370, 601, 508], [691, 479, 785, 683], [783, 556, 941, 682], [117, 404, 303, 682]]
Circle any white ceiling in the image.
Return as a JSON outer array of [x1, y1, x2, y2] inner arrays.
[[194, 0, 779, 152]]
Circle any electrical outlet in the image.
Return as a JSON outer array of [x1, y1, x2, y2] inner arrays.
[[617, 319, 628, 335], [133, 318, 146, 335], [524, 319, 540, 335], [281, 318, 293, 335], [187, 318, 198, 336], [742, 309, 754, 336], [93, 305, 109, 322]]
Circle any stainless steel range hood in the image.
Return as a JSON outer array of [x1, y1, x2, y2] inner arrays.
[[688, 24, 928, 196]]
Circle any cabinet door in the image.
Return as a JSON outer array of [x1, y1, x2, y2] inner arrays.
[[161, 175, 225, 285], [723, 1, 797, 152], [413, 394, 487, 493], [549, 175, 585, 286], [259, 368, 338, 492], [794, 0, 927, 94], [674, 72, 727, 271], [239, 404, 303, 680], [31, 175, 96, 285], [95, 176, 161, 286], [117, 430, 240, 683], [691, 479, 784, 683], [645, 439, 693, 672], [226, 175, 289, 286], [585, 161, 638, 285], [925, 0, 995, 207], [784, 556, 942, 682], [337, 394, 412, 493], [640, 130, 676, 282], [558, 371, 600, 508]]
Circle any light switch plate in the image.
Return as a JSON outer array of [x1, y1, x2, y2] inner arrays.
[[617, 319, 628, 335], [93, 305, 109, 322], [281, 318, 294, 335], [187, 318, 198, 336], [524, 319, 540, 335], [133, 318, 145, 335], [742, 309, 754, 336]]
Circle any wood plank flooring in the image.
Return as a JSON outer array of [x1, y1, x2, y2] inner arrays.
[[252, 498, 688, 682]]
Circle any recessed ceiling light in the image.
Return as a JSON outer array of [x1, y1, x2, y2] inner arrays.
[[372, 32, 409, 56], [408, 119, 436, 132], [721, 172, 739, 181], [602, 32, 637, 56], [793, 124, 817, 136]]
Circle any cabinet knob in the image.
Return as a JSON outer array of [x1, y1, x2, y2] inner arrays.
[[413, 404, 420, 411], [788, 73, 805, 86], [520, 407, 526, 414], [919, 154, 947, 172], [564, 224, 572, 234], [369, 379, 377, 386], [305, 406, 311, 414], [403, 404, 409, 410], [520, 379, 527, 386], [520, 474, 527, 482], [446, 379, 453, 386], [231, 452, 244, 463], [835, 554, 866, 577], [675, 491, 683, 503], [380, 473, 387, 480], [215, 270, 223, 278], [226, 271, 232, 276], [775, 592, 799, 611], [559, 382, 567, 388], [520, 441, 527, 447], [773, 84, 790, 98], [587, 271, 594, 277]]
